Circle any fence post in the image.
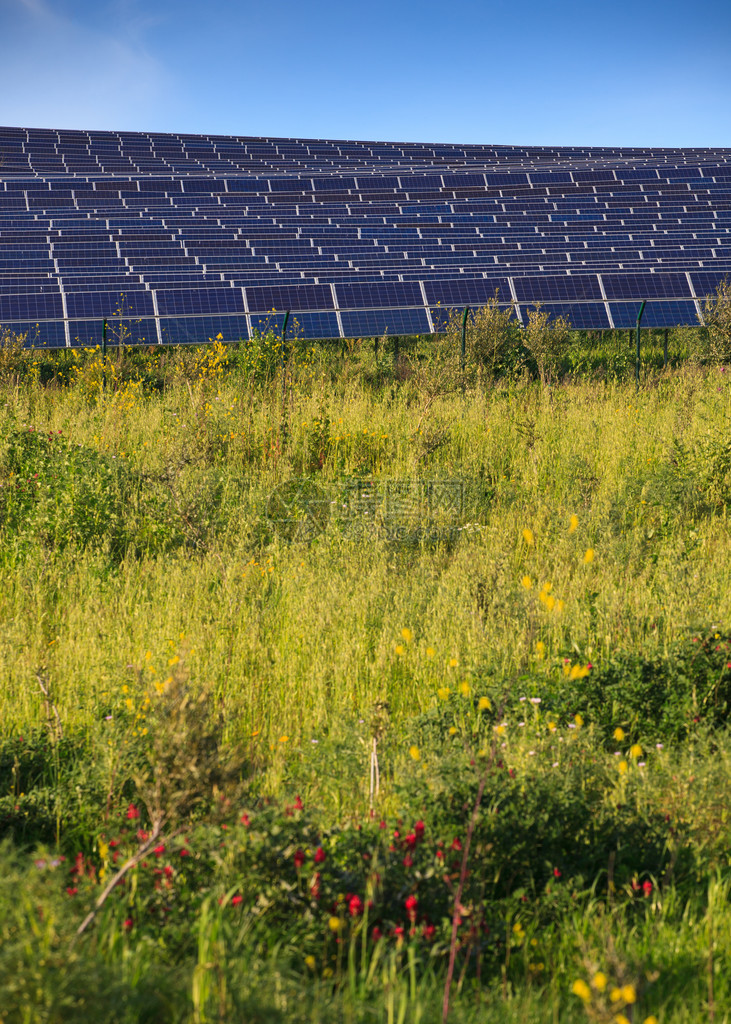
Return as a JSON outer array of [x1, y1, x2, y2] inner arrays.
[[281, 311, 290, 369], [461, 306, 470, 372], [636, 301, 646, 391], [281, 311, 291, 452]]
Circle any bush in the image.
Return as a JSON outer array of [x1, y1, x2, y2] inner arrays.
[[522, 305, 572, 385], [701, 277, 731, 363]]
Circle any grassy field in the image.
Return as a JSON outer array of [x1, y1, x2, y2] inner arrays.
[[0, 328, 730, 1022]]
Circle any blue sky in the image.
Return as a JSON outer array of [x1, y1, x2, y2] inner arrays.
[[2, 0, 731, 146]]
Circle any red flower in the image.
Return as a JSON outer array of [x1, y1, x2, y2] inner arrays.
[[294, 849, 306, 870], [553, 867, 562, 878], [231, 895, 243, 906], [164, 865, 174, 879], [423, 923, 436, 940], [349, 895, 364, 916], [179, 848, 190, 857], [153, 844, 166, 858], [123, 917, 133, 930], [436, 849, 444, 860], [403, 854, 414, 868], [66, 886, 78, 897], [293, 795, 304, 811], [314, 847, 326, 865], [404, 832, 417, 849], [240, 813, 250, 827], [450, 837, 462, 851], [137, 829, 149, 842], [126, 804, 140, 820], [643, 880, 653, 897], [414, 820, 425, 837], [405, 895, 418, 921], [372, 926, 383, 941]]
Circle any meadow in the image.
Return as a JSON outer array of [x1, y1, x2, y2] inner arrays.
[[0, 322, 730, 1023]]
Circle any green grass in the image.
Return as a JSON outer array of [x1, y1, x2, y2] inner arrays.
[[0, 331, 730, 1021]]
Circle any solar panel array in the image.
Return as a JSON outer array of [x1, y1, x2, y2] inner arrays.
[[1, 125, 730, 345]]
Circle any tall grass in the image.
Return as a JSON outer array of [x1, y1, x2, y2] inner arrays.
[[0, 332, 729, 1021]]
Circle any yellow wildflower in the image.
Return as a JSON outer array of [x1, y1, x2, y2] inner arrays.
[[571, 979, 592, 1002], [621, 984, 636, 1004]]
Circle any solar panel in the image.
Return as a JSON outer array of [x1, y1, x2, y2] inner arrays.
[[160, 315, 249, 344], [609, 301, 699, 328], [155, 287, 245, 316], [3, 128, 731, 343], [600, 272, 692, 300]]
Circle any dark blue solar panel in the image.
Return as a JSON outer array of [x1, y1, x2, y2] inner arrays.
[[8, 320, 67, 347], [155, 287, 245, 316], [609, 301, 698, 328], [513, 274, 603, 302], [340, 308, 429, 337], [249, 310, 340, 339], [65, 291, 154, 318], [690, 271, 731, 298], [601, 272, 691, 300], [484, 173, 530, 187], [70, 318, 158, 346], [0, 292, 63, 320], [519, 302, 610, 330], [423, 278, 512, 305], [245, 284, 334, 313], [334, 281, 423, 309], [160, 315, 249, 344], [528, 172, 574, 185]]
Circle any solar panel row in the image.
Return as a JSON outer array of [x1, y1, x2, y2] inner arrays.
[[1, 126, 730, 344]]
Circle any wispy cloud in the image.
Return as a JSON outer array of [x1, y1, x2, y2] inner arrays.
[[0, 0, 176, 130]]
